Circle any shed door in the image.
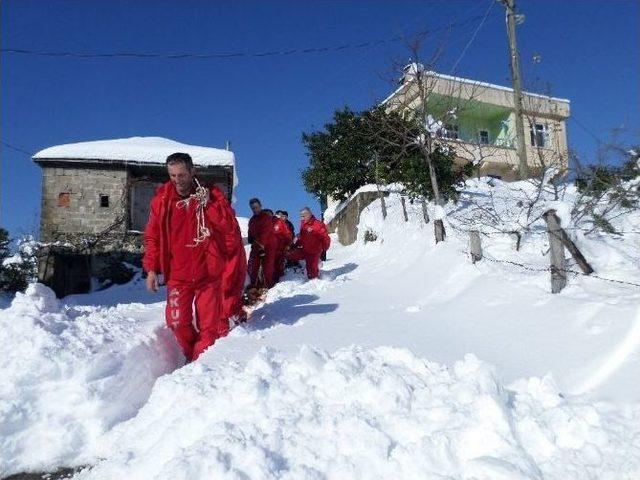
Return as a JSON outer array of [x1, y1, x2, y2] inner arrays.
[[130, 181, 160, 232], [52, 254, 91, 297]]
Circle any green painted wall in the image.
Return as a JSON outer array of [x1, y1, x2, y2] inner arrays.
[[424, 93, 516, 147]]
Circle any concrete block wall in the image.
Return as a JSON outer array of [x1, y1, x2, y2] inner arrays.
[[40, 165, 128, 242], [326, 191, 388, 246]]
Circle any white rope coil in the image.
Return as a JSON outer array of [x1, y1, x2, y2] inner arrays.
[[176, 178, 211, 247]]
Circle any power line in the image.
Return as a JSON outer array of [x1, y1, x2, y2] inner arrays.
[[0, 140, 32, 156], [450, 0, 495, 74], [0, 14, 487, 61], [570, 116, 605, 145]]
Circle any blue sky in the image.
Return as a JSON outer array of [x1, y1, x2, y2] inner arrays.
[[1, 0, 638, 237]]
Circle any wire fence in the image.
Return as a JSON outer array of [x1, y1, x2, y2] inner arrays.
[[458, 249, 640, 288]]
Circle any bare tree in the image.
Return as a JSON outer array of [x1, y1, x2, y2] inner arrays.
[[376, 39, 497, 243]]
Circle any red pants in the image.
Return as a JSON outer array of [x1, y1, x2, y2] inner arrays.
[[287, 249, 322, 279], [274, 245, 288, 281], [165, 278, 227, 361], [248, 245, 276, 288]]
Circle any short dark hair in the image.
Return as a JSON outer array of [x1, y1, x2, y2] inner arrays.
[[166, 152, 194, 169], [249, 198, 261, 206], [263, 209, 274, 215]]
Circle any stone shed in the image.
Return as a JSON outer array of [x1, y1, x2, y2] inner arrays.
[[33, 136, 237, 297]]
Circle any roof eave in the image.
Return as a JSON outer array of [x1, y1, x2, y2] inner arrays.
[[32, 157, 234, 168]]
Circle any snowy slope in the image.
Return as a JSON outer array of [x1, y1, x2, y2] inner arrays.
[[1, 180, 639, 478]]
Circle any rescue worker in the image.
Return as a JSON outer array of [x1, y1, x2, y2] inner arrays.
[[143, 152, 246, 362], [273, 211, 294, 281], [287, 207, 331, 280], [247, 198, 277, 288], [275, 210, 295, 238]]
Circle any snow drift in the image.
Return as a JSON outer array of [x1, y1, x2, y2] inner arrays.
[[0, 280, 183, 475], [75, 346, 640, 480]]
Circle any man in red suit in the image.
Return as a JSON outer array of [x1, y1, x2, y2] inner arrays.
[[143, 152, 246, 362], [273, 212, 294, 281], [287, 207, 331, 279], [247, 198, 277, 288]]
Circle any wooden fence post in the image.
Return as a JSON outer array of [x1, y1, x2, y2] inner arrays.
[[543, 209, 567, 293], [434, 220, 446, 243], [469, 230, 482, 263], [552, 214, 594, 275], [400, 196, 409, 222], [421, 198, 430, 224]]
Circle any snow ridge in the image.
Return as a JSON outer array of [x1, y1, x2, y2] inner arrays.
[[0, 282, 183, 475]]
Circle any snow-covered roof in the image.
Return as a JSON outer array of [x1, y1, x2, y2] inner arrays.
[[383, 67, 570, 105], [33, 136, 235, 168], [425, 71, 570, 103]]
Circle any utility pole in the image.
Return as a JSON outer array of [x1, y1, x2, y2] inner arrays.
[[502, 0, 529, 179]]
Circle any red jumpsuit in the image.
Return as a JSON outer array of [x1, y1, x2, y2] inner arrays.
[[143, 181, 246, 361], [287, 215, 331, 279], [273, 217, 294, 281], [247, 211, 277, 288]]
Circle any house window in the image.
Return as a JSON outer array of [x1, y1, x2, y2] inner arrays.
[[100, 194, 110, 208], [58, 192, 70, 207], [530, 123, 550, 148], [478, 130, 490, 145], [443, 124, 459, 140]]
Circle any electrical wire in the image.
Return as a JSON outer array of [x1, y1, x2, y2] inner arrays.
[[1, 13, 487, 61], [450, 0, 495, 74]]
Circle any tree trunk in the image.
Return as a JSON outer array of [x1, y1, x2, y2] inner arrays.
[[376, 183, 387, 220], [510, 231, 522, 251], [421, 144, 443, 207]]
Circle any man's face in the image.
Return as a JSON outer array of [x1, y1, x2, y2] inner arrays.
[[300, 210, 312, 222], [250, 202, 262, 215], [276, 212, 285, 220], [168, 162, 195, 196]]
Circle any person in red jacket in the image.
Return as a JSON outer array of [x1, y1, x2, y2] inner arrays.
[[272, 212, 294, 281], [287, 207, 331, 279], [247, 198, 277, 288], [143, 152, 246, 362]]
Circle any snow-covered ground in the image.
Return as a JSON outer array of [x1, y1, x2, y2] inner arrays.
[[1, 179, 639, 479]]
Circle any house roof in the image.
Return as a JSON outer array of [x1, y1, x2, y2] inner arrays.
[[425, 71, 570, 104], [33, 136, 235, 168], [382, 67, 570, 105]]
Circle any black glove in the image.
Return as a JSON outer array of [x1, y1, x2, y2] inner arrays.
[[321, 250, 327, 261]]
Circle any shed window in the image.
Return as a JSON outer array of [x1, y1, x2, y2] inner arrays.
[[58, 192, 70, 207], [100, 195, 110, 208], [478, 130, 490, 145], [129, 181, 161, 232]]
